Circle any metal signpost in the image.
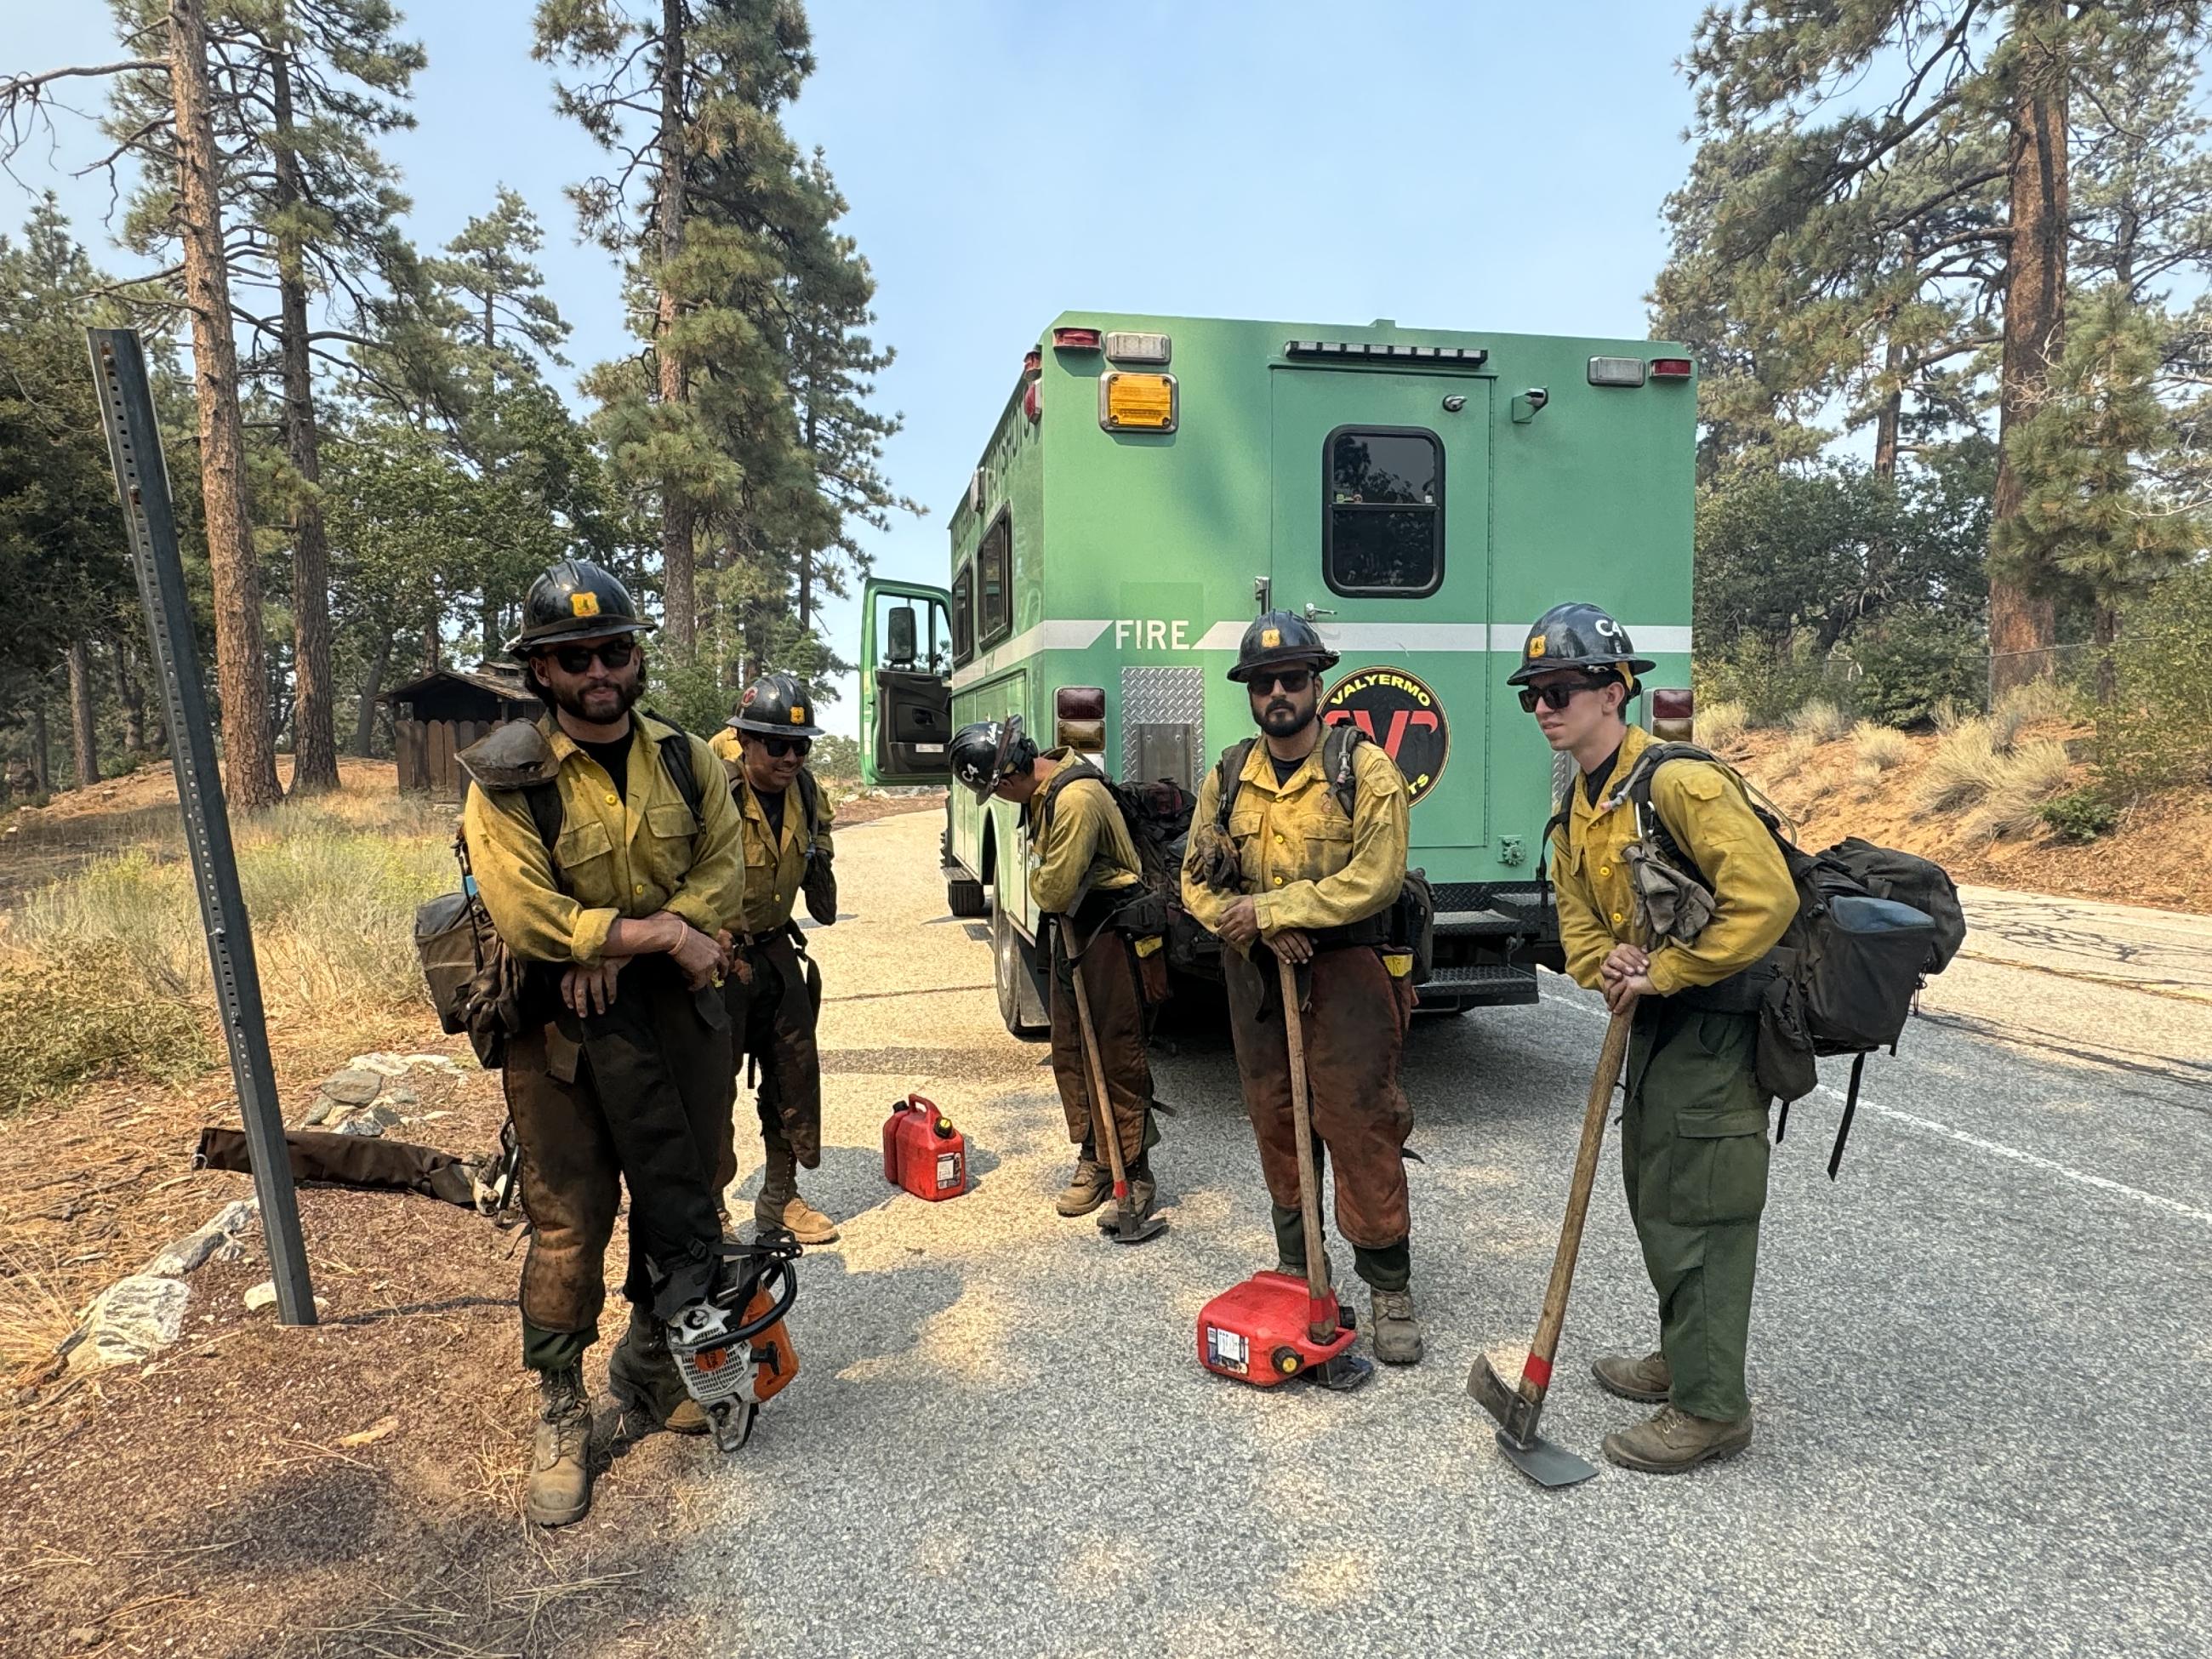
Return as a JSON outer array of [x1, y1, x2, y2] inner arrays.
[[86, 328, 316, 1325]]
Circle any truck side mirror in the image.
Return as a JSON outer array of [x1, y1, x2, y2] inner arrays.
[[887, 605, 918, 666]]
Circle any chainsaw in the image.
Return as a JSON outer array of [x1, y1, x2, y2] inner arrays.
[[665, 1237, 801, 1451]]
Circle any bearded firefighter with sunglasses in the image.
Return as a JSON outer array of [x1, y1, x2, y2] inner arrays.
[[707, 674, 840, 1245], [1180, 613, 1426, 1365], [1513, 601, 1796, 1474], [459, 560, 746, 1525]]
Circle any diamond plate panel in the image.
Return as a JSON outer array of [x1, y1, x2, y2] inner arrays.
[[1120, 666, 1206, 789]]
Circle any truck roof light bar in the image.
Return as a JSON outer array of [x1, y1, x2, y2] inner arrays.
[[1286, 340, 1489, 366]]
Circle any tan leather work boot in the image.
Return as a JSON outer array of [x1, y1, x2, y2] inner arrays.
[[755, 1137, 838, 1243], [525, 1365, 593, 1527], [1053, 1159, 1112, 1217], [1602, 1405, 1753, 1474], [1592, 1349, 1672, 1404], [607, 1306, 708, 1434], [1370, 1287, 1425, 1365]]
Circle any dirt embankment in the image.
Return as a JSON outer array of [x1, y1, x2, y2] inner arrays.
[[1725, 720, 2212, 915]]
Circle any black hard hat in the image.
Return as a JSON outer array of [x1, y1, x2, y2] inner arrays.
[[1226, 610, 1339, 683], [1504, 601, 1657, 687], [949, 715, 1037, 802], [507, 559, 654, 656], [729, 672, 823, 738]]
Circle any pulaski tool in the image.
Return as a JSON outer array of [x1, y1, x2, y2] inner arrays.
[[1069, 936, 1166, 1246], [1468, 1002, 1633, 1486], [1197, 953, 1369, 1391]]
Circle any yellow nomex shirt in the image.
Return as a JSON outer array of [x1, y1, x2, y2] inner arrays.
[[1026, 749, 1141, 916], [1180, 736, 1408, 947], [462, 715, 743, 966], [1548, 722, 1797, 995]]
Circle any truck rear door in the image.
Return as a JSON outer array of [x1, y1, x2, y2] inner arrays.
[[1268, 369, 1491, 846], [860, 579, 954, 786]]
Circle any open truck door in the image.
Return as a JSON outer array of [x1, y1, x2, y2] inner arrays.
[[860, 579, 955, 787]]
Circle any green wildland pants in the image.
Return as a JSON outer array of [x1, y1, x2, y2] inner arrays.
[[1622, 1000, 1771, 1422]]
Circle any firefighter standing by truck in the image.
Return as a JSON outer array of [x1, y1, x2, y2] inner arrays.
[[949, 715, 1165, 1224], [1181, 613, 1426, 1365], [459, 559, 745, 1526], [710, 674, 840, 1246], [1514, 601, 1798, 1474]]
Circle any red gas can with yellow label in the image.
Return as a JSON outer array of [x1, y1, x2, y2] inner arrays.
[[882, 1093, 966, 1201]]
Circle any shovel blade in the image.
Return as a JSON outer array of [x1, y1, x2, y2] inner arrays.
[[1494, 1427, 1598, 1489]]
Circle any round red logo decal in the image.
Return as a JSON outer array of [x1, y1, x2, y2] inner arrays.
[[1320, 665, 1451, 804]]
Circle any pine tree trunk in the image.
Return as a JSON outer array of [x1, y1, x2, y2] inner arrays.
[[423, 613, 441, 675], [170, 0, 282, 808], [655, 0, 695, 657], [28, 698, 51, 795], [2093, 601, 2118, 704], [67, 641, 100, 789], [481, 592, 501, 664], [271, 31, 339, 796], [1873, 334, 1903, 478], [117, 646, 146, 755], [354, 629, 393, 756], [1990, 0, 2067, 694]]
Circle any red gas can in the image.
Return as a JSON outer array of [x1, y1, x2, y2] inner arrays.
[[1197, 1271, 1363, 1388], [881, 1093, 966, 1201]]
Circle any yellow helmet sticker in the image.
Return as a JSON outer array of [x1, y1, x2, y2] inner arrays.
[[570, 591, 601, 618], [1261, 627, 1281, 648], [790, 707, 807, 724], [1527, 636, 1547, 658]]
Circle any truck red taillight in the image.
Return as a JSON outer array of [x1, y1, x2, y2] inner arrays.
[[1653, 687, 1694, 742], [1057, 686, 1105, 752], [1650, 357, 1694, 379], [1023, 347, 1041, 376], [1023, 381, 1041, 423], [1052, 327, 1102, 351]]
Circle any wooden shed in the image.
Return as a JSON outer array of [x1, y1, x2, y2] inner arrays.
[[384, 664, 540, 796]]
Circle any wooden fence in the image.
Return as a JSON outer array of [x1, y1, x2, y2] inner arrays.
[[394, 718, 510, 796]]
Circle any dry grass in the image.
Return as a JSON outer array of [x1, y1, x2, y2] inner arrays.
[[1965, 738, 2074, 841], [1786, 698, 1852, 744], [1769, 732, 1821, 783], [1698, 699, 1751, 756], [1852, 722, 1913, 772], [1990, 677, 2074, 750], [1917, 718, 2005, 812], [0, 789, 453, 1112], [1931, 697, 1967, 734]]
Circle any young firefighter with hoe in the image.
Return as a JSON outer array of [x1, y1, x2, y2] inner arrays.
[[1182, 613, 1425, 1364], [949, 715, 1166, 1229], [1513, 601, 1796, 1473], [710, 673, 840, 1245], [459, 559, 745, 1525]]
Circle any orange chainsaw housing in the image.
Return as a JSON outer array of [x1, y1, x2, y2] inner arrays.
[[1197, 1270, 1358, 1388], [882, 1092, 967, 1201], [740, 1283, 797, 1404]]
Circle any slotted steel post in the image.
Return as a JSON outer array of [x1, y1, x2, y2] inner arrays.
[[86, 328, 316, 1325]]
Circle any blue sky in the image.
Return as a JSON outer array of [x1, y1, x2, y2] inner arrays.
[[9, 0, 1704, 736]]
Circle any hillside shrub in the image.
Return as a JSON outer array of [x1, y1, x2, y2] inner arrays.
[[2092, 561, 2212, 799], [1848, 607, 1987, 729]]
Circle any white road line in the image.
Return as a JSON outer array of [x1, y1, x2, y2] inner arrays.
[[1535, 989, 2212, 1230]]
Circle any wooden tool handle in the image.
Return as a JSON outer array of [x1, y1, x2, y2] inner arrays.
[[1278, 954, 1332, 1338], [1069, 955, 1131, 1193], [1519, 1005, 1633, 1401]]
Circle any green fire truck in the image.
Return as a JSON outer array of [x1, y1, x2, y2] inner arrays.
[[858, 311, 1696, 1039]]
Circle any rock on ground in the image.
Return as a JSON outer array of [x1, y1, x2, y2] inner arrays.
[[76, 1275, 191, 1368]]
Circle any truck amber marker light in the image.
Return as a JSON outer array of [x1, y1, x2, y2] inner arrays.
[[1099, 372, 1177, 432]]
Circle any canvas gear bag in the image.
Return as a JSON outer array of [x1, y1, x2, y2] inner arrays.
[[416, 715, 710, 1069], [1211, 724, 1435, 983], [1604, 740, 1965, 1176]]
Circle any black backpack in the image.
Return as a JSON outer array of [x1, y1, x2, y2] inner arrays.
[[1609, 741, 1965, 1176], [1212, 725, 1435, 983], [1036, 759, 1195, 935]]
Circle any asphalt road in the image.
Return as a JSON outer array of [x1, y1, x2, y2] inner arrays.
[[672, 809, 2212, 1659]]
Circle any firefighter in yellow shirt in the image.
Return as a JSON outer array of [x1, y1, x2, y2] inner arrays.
[[1513, 601, 1797, 1474], [459, 560, 744, 1526], [950, 715, 1165, 1225], [708, 674, 839, 1245], [1181, 613, 1424, 1364]]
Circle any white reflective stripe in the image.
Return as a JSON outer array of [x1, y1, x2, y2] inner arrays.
[[1192, 621, 1246, 650], [949, 619, 1111, 689], [1191, 621, 1693, 654]]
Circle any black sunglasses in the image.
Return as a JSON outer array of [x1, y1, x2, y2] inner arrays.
[[1518, 677, 1613, 714], [761, 735, 812, 759], [1247, 669, 1313, 695], [547, 638, 637, 674]]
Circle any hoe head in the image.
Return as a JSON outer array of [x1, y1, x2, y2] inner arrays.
[[1098, 1194, 1167, 1246], [1468, 1351, 1597, 1490]]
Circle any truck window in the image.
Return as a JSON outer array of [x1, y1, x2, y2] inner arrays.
[[1324, 427, 1443, 597], [978, 511, 1012, 645], [951, 563, 975, 665]]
